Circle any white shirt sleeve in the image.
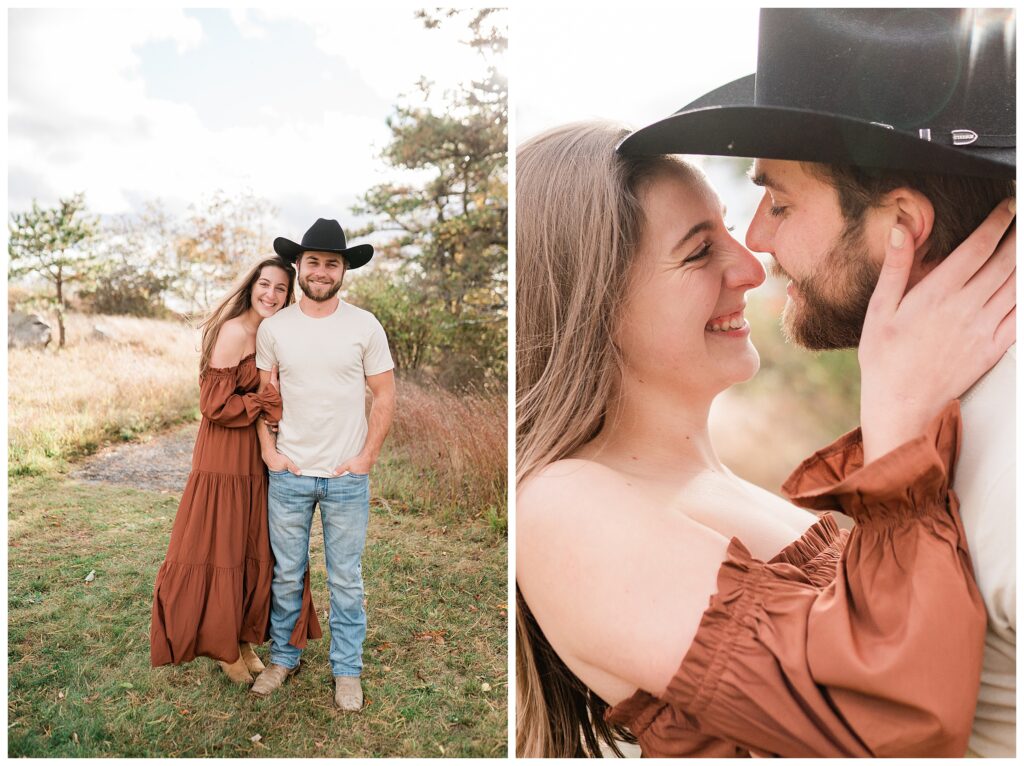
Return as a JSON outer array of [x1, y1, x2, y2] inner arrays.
[[255, 321, 277, 371], [363, 317, 395, 376]]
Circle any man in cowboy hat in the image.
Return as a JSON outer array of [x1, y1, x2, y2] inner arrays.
[[250, 217, 396, 711], [621, 8, 1015, 757]]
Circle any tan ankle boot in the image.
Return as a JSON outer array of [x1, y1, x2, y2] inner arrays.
[[334, 675, 363, 711], [238, 642, 265, 674], [216, 655, 254, 685], [250, 663, 300, 697]]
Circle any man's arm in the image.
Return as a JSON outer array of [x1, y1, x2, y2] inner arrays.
[[332, 369, 396, 476], [257, 367, 299, 474]]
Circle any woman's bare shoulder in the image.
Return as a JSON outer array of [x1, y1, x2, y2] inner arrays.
[[209, 318, 250, 368], [519, 458, 629, 518], [517, 458, 732, 702]]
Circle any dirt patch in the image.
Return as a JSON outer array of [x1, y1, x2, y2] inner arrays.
[[69, 422, 199, 493]]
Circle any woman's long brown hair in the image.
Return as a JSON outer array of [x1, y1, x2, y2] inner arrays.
[[515, 122, 698, 757], [197, 256, 295, 375]]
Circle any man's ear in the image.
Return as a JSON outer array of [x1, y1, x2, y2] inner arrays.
[[881, 187, 935, 283]]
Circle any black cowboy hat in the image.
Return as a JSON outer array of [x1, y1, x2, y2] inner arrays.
[[273, 218, 374, 269], [618, 8, 1015, 180]]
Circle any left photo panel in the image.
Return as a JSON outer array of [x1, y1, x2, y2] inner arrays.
[[8, 8, 507, 758]]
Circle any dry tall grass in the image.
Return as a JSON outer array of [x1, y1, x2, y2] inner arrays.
[[8, 312, 508, 521], [8, 312, 200, 475], [383, 379, 507, 522]]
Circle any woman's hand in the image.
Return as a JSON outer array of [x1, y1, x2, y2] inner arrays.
[[859, 198, 1015, 463]]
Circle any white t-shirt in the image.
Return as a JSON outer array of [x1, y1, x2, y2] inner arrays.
[[956, 346, 1015, 758], [256, 300, 394, 478]]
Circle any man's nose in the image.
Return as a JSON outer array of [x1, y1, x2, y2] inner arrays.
[[745, 195, 775, 255]]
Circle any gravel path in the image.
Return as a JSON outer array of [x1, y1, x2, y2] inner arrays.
[[69, 422, 199, 492]]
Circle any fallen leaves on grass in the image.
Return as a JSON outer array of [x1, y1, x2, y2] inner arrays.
[[413, 630, 446, 645]]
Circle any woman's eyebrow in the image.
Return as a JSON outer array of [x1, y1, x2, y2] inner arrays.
[[672, 220, 714, 251]]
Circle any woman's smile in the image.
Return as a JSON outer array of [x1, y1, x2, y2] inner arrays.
[[705, 307, 749, 336]]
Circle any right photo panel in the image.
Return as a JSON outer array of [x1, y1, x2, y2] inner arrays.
[[515, 7, 1016, 758]]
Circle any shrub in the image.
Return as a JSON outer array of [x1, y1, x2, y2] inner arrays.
[[77, 263, 172, 318]]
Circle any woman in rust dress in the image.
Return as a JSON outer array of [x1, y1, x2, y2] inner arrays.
[[151, 256, 321, 683], [515, 124, 1016, 756]]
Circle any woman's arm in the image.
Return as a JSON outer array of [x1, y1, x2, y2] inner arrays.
[[200, 323, 281, 428]]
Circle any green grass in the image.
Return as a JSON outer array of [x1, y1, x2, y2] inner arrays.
[[8, 473, 507, 757]]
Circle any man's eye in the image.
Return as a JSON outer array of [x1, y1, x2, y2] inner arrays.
[[769, 205, 788, 217]]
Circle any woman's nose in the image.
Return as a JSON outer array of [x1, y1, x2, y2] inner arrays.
[[724, 244, 766, 290]]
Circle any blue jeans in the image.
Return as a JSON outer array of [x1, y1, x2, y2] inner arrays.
[[266, 470, 370, 677]]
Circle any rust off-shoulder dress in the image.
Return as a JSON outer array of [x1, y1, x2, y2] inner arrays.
[[150, 353, 322, 666], [604, 401, 986, 757]]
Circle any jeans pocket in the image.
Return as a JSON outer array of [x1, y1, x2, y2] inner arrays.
[[267, 468, 291, 476]]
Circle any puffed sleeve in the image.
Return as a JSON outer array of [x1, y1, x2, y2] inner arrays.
[[199, 366, 282, 428], [656, 400, 985, 757]]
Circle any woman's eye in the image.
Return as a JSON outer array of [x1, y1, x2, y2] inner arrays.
[[684, 242, 712, 264], [768, 205, 788, 217]]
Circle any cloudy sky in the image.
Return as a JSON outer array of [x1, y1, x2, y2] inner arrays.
[[514, 6, 764, 230], [8, 8, 501, 238]]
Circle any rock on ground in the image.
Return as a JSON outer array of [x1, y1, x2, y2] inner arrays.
[[9, 311, 52, 349]]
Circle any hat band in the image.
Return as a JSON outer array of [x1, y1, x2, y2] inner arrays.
[[916, 129, 1015, 149]]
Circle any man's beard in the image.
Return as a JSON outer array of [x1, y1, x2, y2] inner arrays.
[[298, 273, 343, 302], [769, 223, 881, 350]]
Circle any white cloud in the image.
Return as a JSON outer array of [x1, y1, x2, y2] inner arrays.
[[229, 8, 267, 39], [8, 7, 498, 235], [252, 8, 505, 107], [514, 6, 759, 141]]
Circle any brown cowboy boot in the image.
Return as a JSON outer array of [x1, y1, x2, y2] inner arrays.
[[238, 642, 265, 674], [250, 662, 299, 697], [216, 655, 254, 685]]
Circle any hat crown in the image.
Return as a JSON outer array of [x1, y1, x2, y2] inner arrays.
[[300, 218, 348, 252], [755, 9, 1015, 138]]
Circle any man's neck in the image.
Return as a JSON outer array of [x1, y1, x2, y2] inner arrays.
[[298, 295, 340, 318]]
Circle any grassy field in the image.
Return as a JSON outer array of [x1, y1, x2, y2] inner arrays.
[[8, 312, 508, 757], [8, 313, 201, 477], [8, 478, 506, 757]]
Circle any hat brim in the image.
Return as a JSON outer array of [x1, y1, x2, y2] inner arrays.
[[618, 75, 1014, 180], [273, 238, 374, 269]]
